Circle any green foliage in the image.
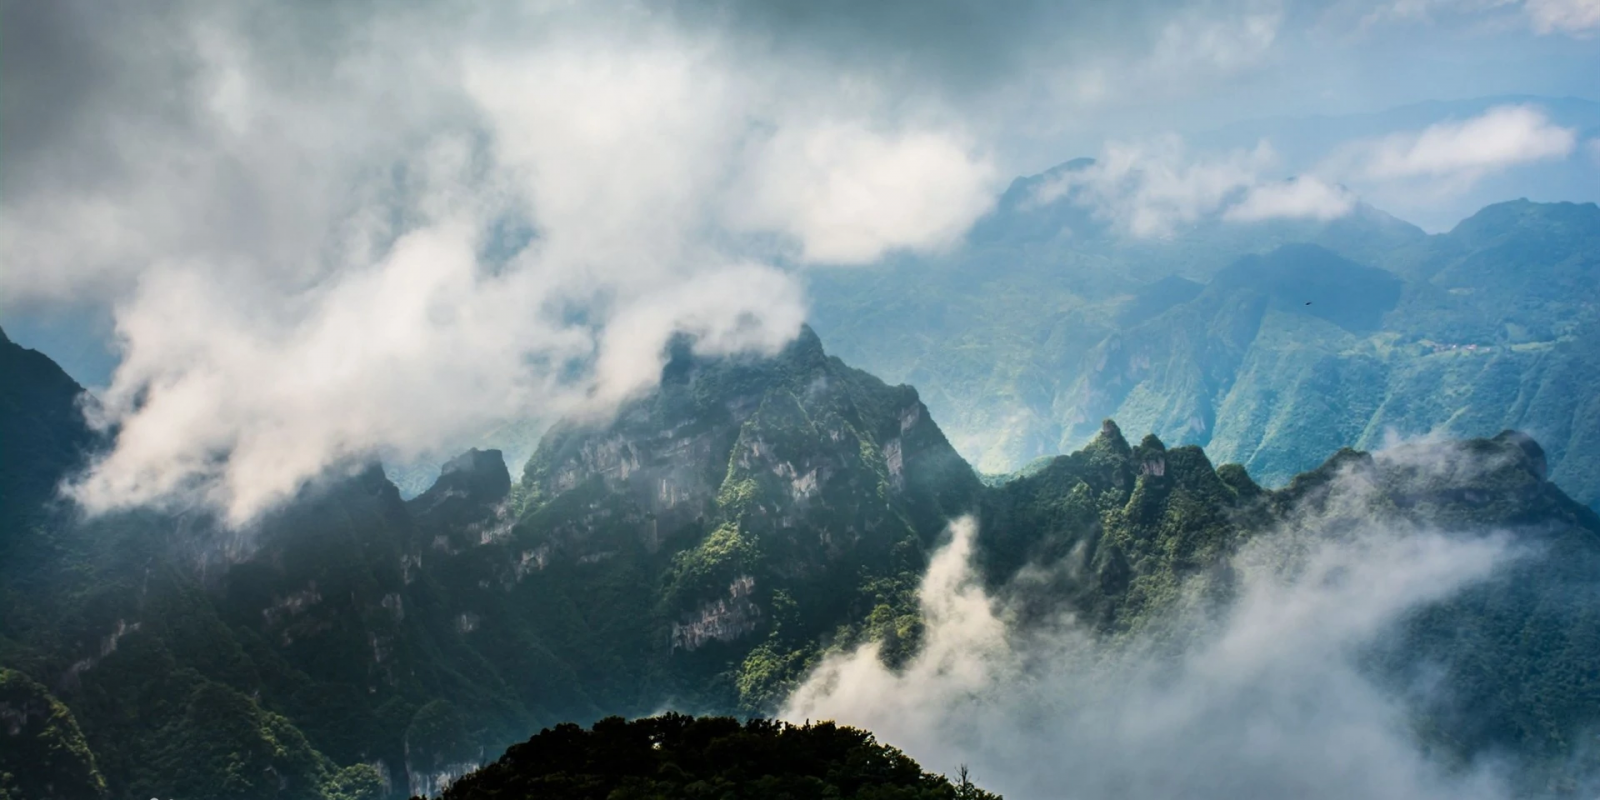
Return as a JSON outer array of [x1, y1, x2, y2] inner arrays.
[[324, 765, 385, 800], [8, 317, 1600, 798], [0, 668, 106, 800], [664, 524, 759, 609], [407, 701, 478, 773], [431, 713, 1001, 800]]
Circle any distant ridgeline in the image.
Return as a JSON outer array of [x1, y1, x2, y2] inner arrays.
[[809, 195, 1600, 510], [3, 323, 1600, 799]]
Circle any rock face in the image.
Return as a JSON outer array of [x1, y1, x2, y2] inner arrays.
[[408, 448, 514, 545], [670, 576, 760, 651]]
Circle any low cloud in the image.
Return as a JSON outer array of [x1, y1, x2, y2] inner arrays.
[[1337, 104, 1577, 183], [784, 450, 1531, 799], [729, 123, 997, 264], [1036, 138, 1353, 236], [1224, 175, 1358, 222]]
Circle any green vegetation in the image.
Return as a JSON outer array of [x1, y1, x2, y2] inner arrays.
[[5, 318, 1600, 797], [429, 713, 1000, 800], [0, 669, 106, 800]]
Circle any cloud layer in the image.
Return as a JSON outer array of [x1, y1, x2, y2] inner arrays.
[[3, 2, 999, 523], [783, 450, 1529, 799]]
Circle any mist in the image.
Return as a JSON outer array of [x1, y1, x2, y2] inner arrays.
[[782, 444, 1541, 800]]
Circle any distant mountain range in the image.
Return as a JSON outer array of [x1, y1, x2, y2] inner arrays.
[[4, 325, 1600, 798], [809, 195, 1600, 511]]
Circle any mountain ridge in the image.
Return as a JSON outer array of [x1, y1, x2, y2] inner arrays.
[[4, 326, 1600, 797], [809, 198, 1600, 510]]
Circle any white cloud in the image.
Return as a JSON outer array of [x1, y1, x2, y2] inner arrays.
[[1341, 105, 1577, 183], [784, 485, 1521, 800], [1354, 0, 1599, 34], [1037, 137, 1358, 236], [1068, 102, 1593, 230], [729, 123, 997, 264], [1036, 137, 1274, 236], [8, 6, 999, 524], [1224, 175, 1358, 222], [1525, 0, 1600, 32], [1147, 2, 1285, 75]]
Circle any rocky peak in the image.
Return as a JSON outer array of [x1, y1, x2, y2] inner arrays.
[[433, 449, 512, 501], [408, 449, 511, 537], [1093, 419, 1132, 457], [1492, 430, 1548, 482]]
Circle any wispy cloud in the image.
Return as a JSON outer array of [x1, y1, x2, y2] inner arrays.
[[1356, 0, 1600, 34], [1224, 175, 1359, 222], [1038, 103, 1579, 237], [784, 464, 1524, 800], [1335, 104, 1577, 183], [1524, 0, 1600, 33], [1035, 138, 1273, 236], [1035, 138, 1358, 236]]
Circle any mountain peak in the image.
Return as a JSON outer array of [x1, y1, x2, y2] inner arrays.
[[409, 448, 511, 529], [1491, 429, 1548, 482], [785, 323, 826, 361], [441, 448, 509, 480], [1090, 419, 1132, 458]]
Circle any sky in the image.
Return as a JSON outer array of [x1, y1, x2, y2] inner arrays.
[[2, 0, 1598, 523]]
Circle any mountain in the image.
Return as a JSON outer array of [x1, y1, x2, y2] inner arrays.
[[0, 326, 100, 540], [977, 421, 1600, 779], [0, 326, 980, 799], [4, 326, 1600, 797], [808, 198, 1600, 510], [508, 327, 980, 711]]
